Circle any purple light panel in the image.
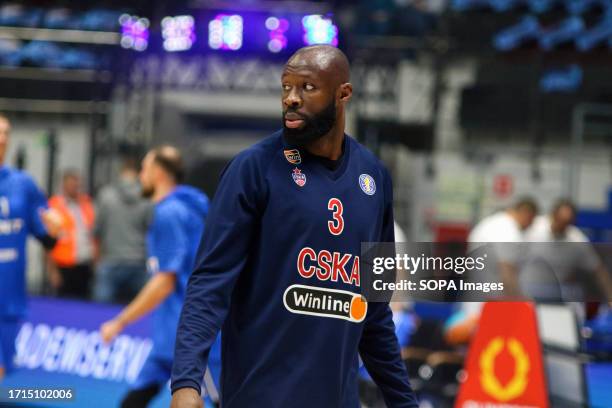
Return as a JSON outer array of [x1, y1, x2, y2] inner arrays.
[[302, 15, 338, 47], [162, 15, 196, 52], [266, 17, 289, 53], [208, 14, 243, 50], [119, 14, 149, 51]]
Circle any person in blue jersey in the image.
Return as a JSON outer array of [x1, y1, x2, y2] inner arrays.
[[171, 46, 418, 408], [0, 113, 62, 381], [99, 146, 211, 408]]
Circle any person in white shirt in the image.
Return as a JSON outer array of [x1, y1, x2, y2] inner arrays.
[[445, 198, 538, 345], [468, 198, 538, 296], [468, 198, 538, 243]]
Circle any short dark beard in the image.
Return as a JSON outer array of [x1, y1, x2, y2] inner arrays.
[[282, 100, 337, 148]]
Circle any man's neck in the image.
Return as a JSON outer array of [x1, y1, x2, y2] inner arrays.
[[304, 123, 345, 161], [152, 182, 176, 203]]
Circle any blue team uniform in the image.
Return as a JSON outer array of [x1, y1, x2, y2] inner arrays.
[[0, 166, 49, 372], [172, 132, 418, 407], [133, 185, 210, 390]]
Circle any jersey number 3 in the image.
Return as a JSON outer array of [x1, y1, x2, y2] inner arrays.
[[327, 198, 344, 236]]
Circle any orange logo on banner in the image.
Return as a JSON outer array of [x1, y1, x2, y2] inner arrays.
[[455, 302, 548, 408]]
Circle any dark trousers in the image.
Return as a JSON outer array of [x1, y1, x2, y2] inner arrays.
[[58, 263, 93, 299]]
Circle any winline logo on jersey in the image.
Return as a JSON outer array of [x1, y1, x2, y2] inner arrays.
[[283, 284, 367, 323]]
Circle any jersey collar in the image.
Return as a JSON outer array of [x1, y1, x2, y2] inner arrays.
[[280, 131, 352, 182]]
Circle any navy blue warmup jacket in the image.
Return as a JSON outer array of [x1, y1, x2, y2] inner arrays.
[[171, 131, 418, 407]]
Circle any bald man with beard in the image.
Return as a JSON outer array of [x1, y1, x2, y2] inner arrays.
[[170, 46, 418, 408], [100, 146, 211, 408]]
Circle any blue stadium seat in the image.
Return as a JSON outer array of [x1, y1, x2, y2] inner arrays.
[[79, 9, 121, 31], [493, 15, 540, 51], [576, 17, 612, 51], [42, 8, 78, 30], [539, 16, 584, 50], [0, 4, 42, 27], [539, 65, 582, 92], [451, 0, 492, 12], [527, 0, 558, 14], [565, 0, 609, 15]]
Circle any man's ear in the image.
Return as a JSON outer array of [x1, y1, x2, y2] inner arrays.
[[339, 83, 353, 102]]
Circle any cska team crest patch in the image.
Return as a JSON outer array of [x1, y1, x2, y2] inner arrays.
[[292, 168, 306, 187], [284, 149, 302, 164]]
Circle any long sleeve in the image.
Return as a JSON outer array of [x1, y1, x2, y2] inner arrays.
[[148, 205, 188, 274], [171, 151, 267, 394], [359, 302, 418, 407], [24, 175, 53, 247], [358, 167, 419, 407]]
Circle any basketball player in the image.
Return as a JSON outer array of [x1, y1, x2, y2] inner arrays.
[[100, 146, 211, 407], [0, 113, 61, 380], [171, 46, 418, 408]]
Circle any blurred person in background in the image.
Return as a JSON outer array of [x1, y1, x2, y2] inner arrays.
[[468, 197, 538, 242], [99, 146, 212, 408], [527, 198, 594, 242], [0, 113, 62, 381], [48, 169, 96, 299], [468, 197, 538, 297], [524, 199, 612, 308], [445, 198, 539, 345], [94, 157, 151, 304]]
